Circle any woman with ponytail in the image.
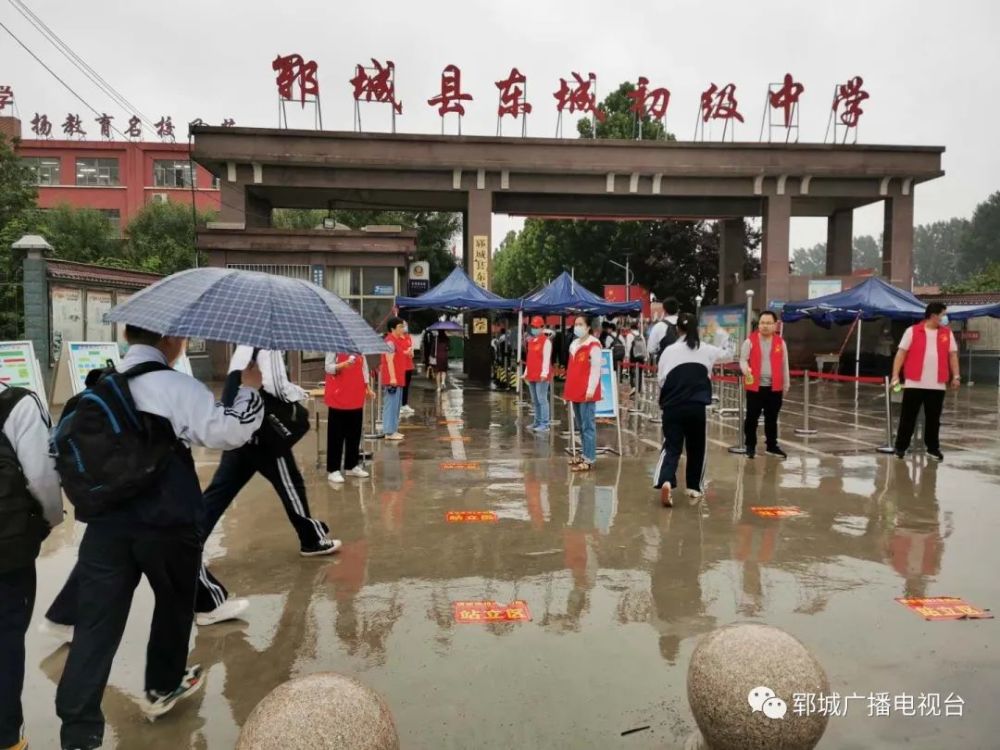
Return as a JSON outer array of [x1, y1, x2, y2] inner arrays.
[[653, 312, 731, 507]]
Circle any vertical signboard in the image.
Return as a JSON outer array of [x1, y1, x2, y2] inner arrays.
[[472, 235, 489, 289]]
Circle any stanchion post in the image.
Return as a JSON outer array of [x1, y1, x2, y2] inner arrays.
[[727, 290, 754, 454], [794, 371, 818, 436], [877, 375, 896, 454]]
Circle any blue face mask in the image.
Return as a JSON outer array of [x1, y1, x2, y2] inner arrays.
[[939, 314, 950, 326], [530, 327, 541, 336]]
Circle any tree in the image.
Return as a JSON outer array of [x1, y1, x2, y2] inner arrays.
[[959, 191, 1000, 275], [272, 208, 328, 229], [576, 82, 671, 141], [0, 134, 39, 338], [852, 234, 880, 271], [124, 201, 216, 274], [914, 218, 967, 287], [791, 243, 826, 276], [943, 262, 1000, 293], [35, 205, 118, 263], [791, 234, 882, 277]]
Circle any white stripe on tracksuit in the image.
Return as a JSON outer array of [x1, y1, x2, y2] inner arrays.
[[200, 563, 227, 608], [276, 455, 327, 541]]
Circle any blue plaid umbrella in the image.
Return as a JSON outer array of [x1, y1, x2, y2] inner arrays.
[[106, 267, 390, 354]]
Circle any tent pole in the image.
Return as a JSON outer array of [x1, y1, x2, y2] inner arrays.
[[855, 316, 862, 405], [516, 309, 524, 401]]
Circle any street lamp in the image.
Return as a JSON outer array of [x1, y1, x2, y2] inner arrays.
[[608, 255, 633, 302]]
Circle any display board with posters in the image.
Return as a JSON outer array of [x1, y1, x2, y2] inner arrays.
[[0, 341, 48, 403], [699, 304, 747, 355], [807, 279, 843, 299], [50, 286, 84, 365], [85, 290, 114, 341]]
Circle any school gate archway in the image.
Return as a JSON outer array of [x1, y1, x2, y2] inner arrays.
[[191, 127, 943, 381]]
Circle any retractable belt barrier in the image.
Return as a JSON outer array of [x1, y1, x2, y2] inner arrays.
[[790, 369, 896, 453]]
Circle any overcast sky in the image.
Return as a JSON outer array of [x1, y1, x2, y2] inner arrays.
[[4, 0, 998, 253]]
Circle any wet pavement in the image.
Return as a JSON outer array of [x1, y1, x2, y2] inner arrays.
[[23, 374, 1000, 748]]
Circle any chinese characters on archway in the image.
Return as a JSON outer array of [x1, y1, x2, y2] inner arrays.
[[10, 65, 871, 142]]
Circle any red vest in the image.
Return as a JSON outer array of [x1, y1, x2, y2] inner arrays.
[[904, 324, 951, 383], [525, 335, 551, 382], [325, 354, 367, 411], [400, 333, 415, 372], [565, 340, 602, 403], [744, 332, 785, 392], [379, 334, 408, 386]]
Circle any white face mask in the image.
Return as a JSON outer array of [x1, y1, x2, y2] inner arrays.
[[574, 325, 588, 338], [939, 314, 950, 326]]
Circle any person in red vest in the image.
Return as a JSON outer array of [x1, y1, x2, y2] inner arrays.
[[380, 317, 408, 441], [740, 310, 790, 459], [324, 352, 375, 483], [891, 302, 959, 460], [523, 315, 553, 432], [566, 316, 602, 471]]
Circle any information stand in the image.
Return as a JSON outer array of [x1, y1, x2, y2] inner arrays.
[[51, 341, 121, 407], [0, 340, 48, 404]]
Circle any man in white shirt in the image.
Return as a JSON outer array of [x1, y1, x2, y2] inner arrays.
[[891, 303, 960, 460], [647, 297, 680, 363]]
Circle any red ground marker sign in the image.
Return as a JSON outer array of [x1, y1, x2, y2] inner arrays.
[[446, 511, 498, 523], [896, 597, 993, 621], [453, 600, 532, 624], [440, 461, 481, 470], [750, 506, 804, 518]]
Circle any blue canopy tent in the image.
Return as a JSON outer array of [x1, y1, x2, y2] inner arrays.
[[781, 276, 926, 325], [518, 271, 642, 315], [781, 276, 1000, 386], [394, 267, 519, 311]]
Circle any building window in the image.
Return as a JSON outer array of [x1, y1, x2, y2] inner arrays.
[[98, 209, 121, 236], [329, 267, 398, 328], [153, 159, 196, 188], [76, 158, 120, 186], [22, 156, 61, 185]]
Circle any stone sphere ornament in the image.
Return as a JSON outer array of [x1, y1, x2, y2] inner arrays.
[[236, 672, 399, 750], [686, 623, 829, 750]]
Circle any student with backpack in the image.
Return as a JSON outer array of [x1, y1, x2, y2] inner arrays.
[[647, 297, 680, 363], [51, 326, 264, 750], [0, 383, 62, 750]]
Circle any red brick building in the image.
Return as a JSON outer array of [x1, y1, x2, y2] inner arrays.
[[3, 116, 220, 233]]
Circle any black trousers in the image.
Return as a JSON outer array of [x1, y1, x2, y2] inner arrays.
[[327, 407, 363, 473], [654, 404, 707, 490], [895, 388, 946, 453], [0, 564, 35, 747], [744, 386, 783, 451], [56, 523, 200, 750], [401, 369, 414, 406], [193, 443, 329, 613]]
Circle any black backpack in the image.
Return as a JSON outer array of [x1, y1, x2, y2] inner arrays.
[[610, 334, 626, 363], [51, 362, 178, 518], [0, 387, 50, 574], [656, 322, 679, 360]]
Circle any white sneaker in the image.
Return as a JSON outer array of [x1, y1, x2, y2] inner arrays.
[[685, 488, 704, 498], [39, 618, 73, 645], [195, 597, 249, 626], [141, 665, 204, 721], [327, 471, 345, 484], [400, 405, 415, 416], [385, 432, 405, 441], [347, 466, 370, 478]]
